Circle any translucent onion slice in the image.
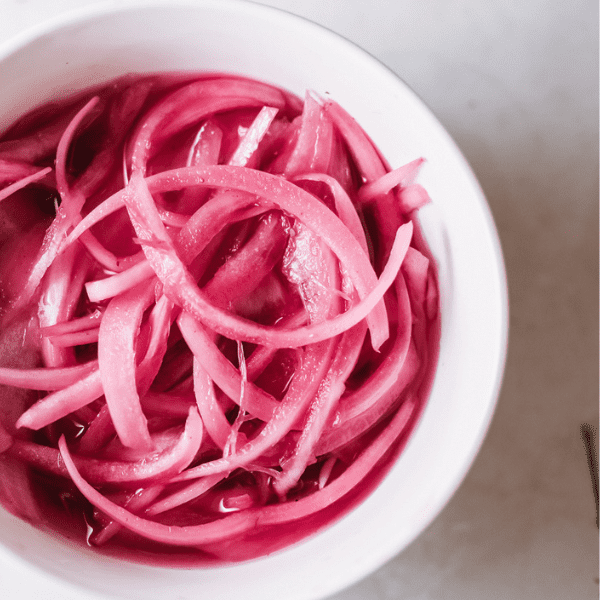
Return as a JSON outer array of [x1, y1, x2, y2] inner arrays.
[[16, 407, 202, 485], [123, 169, 409, 350], [0, 360, 98, 391], [58, 434, 256, 545], [15, 368, 103, 431], [0, 167, 52, 203], [97, 282, 155, 450]]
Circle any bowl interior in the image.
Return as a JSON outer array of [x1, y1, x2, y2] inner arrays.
[[0, 2, 507, 600]]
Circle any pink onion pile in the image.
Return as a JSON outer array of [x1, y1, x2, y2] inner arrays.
[[0, 73, 438, 563]]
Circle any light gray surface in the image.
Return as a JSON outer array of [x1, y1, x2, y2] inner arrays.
[[0, 1, 597, 599]]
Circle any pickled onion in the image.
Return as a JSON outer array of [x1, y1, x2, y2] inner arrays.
[[0, 73, 439, 562]]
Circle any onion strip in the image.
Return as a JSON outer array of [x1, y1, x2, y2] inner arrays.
[[0, 74, 439, 559]]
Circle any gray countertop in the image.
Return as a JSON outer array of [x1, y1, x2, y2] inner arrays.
[[0, 1, 597, 598]]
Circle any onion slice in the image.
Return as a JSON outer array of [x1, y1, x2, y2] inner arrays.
[[58, 434, 255, 545], [0, 167, 52, 203], [97, 282, 155, 450], [15, 407, 202, 485]]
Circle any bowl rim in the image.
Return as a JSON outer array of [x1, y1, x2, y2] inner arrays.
[[0, 1, 509, 599]]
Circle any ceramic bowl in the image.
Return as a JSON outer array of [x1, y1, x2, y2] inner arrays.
[[0, 2, 508, 599]]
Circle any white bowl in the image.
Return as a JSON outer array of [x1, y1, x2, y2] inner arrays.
[[0, 1, 508, 599]]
